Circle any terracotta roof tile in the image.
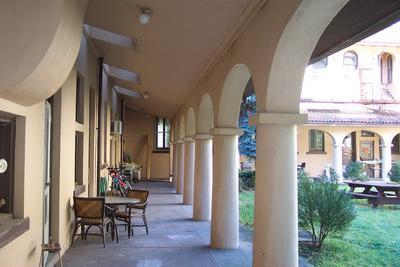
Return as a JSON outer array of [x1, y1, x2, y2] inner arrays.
[[306, 109, 400, 125]]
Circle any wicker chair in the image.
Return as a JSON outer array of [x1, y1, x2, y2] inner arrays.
[[71, 197, 117, 248], [115, 189, 149, 238]]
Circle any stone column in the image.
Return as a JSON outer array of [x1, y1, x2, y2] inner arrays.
[[183, 137, 195, 204], [210, 127, 242, 249], [381, 144, 392, 181], [252, 113, 307, 267], [193, 134, 213, 221], [333, 143, 343, 182], [176, 140, 185, 194]]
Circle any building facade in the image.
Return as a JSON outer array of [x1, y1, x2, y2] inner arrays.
[[298, 24, 400, 180]]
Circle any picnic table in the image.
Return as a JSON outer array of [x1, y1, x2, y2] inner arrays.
[[345, 181, 400, 206]]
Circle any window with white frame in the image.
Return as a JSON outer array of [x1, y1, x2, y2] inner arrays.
[[343, 51, 358, 69], [155, 117, 170, 150], [309, 129, 325, 152], [380, 53, 393, 85]]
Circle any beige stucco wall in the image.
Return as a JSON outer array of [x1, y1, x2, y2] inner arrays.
[[0, 100, 45, 267], [303, 42, 400, 102], [124, 109, 170, 179], [297, 129, 334, 176], [0, 30, 122, 266]]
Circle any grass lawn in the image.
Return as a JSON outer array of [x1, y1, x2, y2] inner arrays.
[[239, 191, 400, 267]]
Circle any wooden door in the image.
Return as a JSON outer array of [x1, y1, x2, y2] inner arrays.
[[0, 118, 15, 213]]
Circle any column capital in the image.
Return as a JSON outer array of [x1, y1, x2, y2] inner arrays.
[[380, 144, 393, 148], [177, 139, 185, 144], [249, 112, 308, 126], [184, 137, 195, 142], [333, 143, 344, 148], [211, 127, 243, 136], [194, 134, 213, 140]]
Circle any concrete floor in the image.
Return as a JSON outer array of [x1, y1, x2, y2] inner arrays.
[[63, 181, 311, 267]]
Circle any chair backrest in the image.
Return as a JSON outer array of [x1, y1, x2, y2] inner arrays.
[[127, 189, 149, 203], [73, 197, 105, 219]]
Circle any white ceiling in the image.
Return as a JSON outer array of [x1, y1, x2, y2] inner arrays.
[[85, 0, 254, 118]]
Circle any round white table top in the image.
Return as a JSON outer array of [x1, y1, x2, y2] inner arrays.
[[104, 196, 141, 205]]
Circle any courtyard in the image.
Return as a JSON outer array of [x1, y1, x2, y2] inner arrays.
[[240, 190, 400, 267]]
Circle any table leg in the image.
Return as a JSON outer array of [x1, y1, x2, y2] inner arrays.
[[58, 251, 63, 267], [362, 186, 372, 194]]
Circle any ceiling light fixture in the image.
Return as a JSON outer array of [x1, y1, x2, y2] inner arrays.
[[142, 91, 150, 99], [139, 7, 151, 25]]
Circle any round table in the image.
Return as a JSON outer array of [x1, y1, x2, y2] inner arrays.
[[104, 196, 141, 242], [105, 196, 141, 205]]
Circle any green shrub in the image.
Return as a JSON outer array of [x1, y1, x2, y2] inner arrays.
[[239, 171, 255, 191], [297, 169, 309, 180], [298, 177, 356, 249], [344, 161, 368, 181], [388, 162, 400, 182]]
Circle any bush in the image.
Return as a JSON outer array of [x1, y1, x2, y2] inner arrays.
[[388, 162, 400, 182], [298, 177, 356, 249], [297, 169, 309, 180], [239, 171, 255, 191], [344, 161, 368, 181]]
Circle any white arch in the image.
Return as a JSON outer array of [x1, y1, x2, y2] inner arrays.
[[341, 129, 384, 144], [266, 0, 349, 113], [173, 121, 179, 142], [179, 116, 186, 139], [186, 108, 196, 137], [217, 64, 251, 127], [0, 0, 87, 105], [197, 94, 214, 134]]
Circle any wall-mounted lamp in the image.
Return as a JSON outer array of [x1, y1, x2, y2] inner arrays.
[[142, 91, 149, 99], [139, 7, 152, 25]]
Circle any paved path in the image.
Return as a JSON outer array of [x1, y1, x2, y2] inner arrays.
[[63, 181, 311, 267]]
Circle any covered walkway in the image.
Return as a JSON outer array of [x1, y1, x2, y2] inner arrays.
[[63, 182, 253, 267]]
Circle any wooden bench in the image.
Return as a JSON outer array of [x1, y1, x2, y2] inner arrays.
[[367, 196, 400, 206], [347, 192, 379, 199]]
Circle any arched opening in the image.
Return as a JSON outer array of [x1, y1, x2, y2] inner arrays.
[[342, 130, 384, 179], [263, 1, 400, 266], [186, 108, 196, 137], [238, 78, 257, 230], [217, 64, 252, 127], [179, 116, 186, 140], [197, 94, 214, 134], [193, 94, 214, 221], [380, 52, 394, 85], [211, 63, 254, 249], [391, 133, 400, 159]]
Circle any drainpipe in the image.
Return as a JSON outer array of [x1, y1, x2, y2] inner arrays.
[[120, 99, 125, 163], [97, 57, 104, 196]]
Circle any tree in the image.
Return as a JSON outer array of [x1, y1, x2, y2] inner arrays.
[[239, 94, 256, 159], [298, 177, 356, 249]]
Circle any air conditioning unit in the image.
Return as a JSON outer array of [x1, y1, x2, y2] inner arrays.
[[111, 121, 122, 135]]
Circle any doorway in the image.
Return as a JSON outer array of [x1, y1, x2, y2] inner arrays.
[[0, 117, 15, 214], [43, 100, 52, 265]]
